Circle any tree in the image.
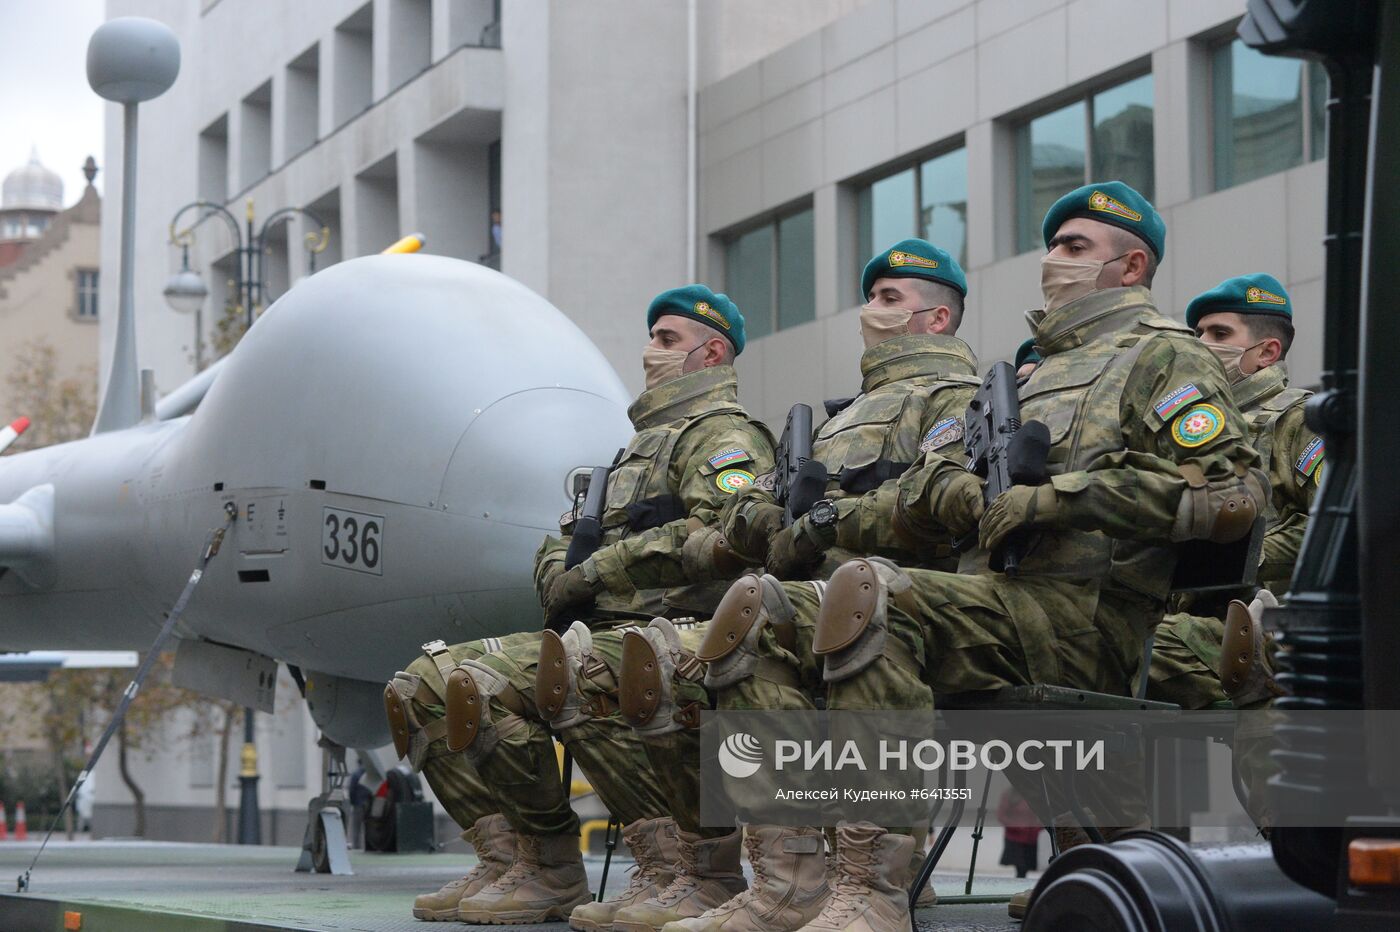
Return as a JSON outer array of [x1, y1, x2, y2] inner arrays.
[[3, 338, 96, 452]]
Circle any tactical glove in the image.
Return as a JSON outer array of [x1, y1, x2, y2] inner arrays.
[[930, 469, 986, 539], [542, 564, 598, 629], [978, 484, 1059, 553], [764, 515, 835, 579]]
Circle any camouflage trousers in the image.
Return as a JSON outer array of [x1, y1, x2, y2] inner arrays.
[[714, 567, 1151, 833], [1149, 612, 1278, 828]]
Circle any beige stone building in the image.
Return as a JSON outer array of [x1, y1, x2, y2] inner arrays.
[[0, 151, 102, 427]]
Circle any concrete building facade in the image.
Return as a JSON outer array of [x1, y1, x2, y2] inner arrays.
[[97, 0, 1324, 838]]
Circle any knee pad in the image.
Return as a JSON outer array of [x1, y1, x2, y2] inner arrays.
[[621, 617, 706, 737], [700, 573, 796, 690], [444, 658, 524, 763], [814, 557, 911, 683], [535, 621, 593, 730], [384, 672, 446, 771]]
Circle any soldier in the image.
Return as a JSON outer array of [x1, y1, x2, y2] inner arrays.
[[697, 181, 1266, 930], [1148, 274, 1318, 825], [423, 285, 776, 927], [600, 239, 980, 932]]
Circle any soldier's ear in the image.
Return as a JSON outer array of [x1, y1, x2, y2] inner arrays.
[[1121, 249, 1150, 287]]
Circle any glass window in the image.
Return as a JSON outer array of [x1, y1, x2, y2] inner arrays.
[[856, 145, 967, 287], [1213, 39, 1326, 191], [724, 206, 815, 340], [1015, 74, 1155, 253], [1092, 75, 1155, 200], [776, 209, 815, 331], [725, 225, 774, 341], [76, 269, 99, 319], [1017, 100, 1088, 252], [919, 148, 968, 269]]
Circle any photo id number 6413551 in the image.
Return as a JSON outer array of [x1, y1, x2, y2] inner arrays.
[[322, 507, 384, 575]]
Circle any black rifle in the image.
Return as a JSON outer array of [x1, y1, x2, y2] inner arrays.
[[774, 403, 827, 526], [564, 461, 614, 570], [963, 361, 1051, 575]]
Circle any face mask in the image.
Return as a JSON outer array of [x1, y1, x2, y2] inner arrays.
[[858, 303, 914, 349], [1203, 339, 1267, 384], [642, 343, 703, 389], [1039, 253, 1127, 316]]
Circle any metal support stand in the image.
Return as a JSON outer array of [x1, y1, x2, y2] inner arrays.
[[295, 736, 354, 875], [597, 819, 621, 902], [963, 768, 994, 895]]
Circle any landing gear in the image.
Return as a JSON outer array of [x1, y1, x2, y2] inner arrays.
[[295, 735, 355, 875]]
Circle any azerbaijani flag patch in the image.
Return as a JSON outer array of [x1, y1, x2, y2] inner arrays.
[[708, 448, 751, 469], [919, 417, 965, 453], [1154, 383, 1204, 421], [1295, 437, 1324, 479]]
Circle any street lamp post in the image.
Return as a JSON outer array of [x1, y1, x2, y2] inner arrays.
[[162, 242, 209, 369], [165, 199, 329, 336]]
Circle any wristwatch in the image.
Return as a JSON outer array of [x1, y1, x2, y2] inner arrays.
[[807, 498, 838, 530]]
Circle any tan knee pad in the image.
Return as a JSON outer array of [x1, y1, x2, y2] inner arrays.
[[700, 573, 796, 690], [535, 621, 593, 729], [384, 672, 445, 771], [445, 658, 523, 763], [814, 557, 911, 683], [620, 618, 705, 737]]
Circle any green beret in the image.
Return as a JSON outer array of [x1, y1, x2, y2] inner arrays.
[[647, 284, 746, 355], [860, 238, 968, 301], [1014, 338, 1042, 370], [1185, 273, 1293, 329], [1041, 181, 1166, 261]]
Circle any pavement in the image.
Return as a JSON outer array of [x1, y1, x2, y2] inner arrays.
[[0, 839, 1028, 932]]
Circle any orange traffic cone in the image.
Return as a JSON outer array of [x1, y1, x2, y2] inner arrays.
[[0, 801, 8, 841], [14, 801, 27, 841]]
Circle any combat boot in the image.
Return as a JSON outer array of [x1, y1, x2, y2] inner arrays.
[[570, 817, 681, 932], [612, 829, 747, 932], [660, 825, 828, 932], [456, 832, 592, 924], [794, 822, 912, 932], [412, 813, 517, 920]]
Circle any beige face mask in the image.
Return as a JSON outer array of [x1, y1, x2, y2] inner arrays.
[[1203, 339, 1267, 385], [1039, 253, 1126, 316], [859, 303, 915, 350], [642, 343, 702, 390]]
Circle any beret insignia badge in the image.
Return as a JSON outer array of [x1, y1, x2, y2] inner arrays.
[[888, 251, 939, 270], [1246, 286, 1288, 305], [693, 300, 731, 330], [1088, 190, 1143, 222]]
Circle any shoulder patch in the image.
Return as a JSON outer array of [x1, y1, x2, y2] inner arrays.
[[708, 448, 752, 469], [1171, 403, 1226, 448], [919, 417, 965, 454], [715, 469, 756, 494], [1295, 436, 1324, 479], [559, 508, 578, 528], [753, 470, 777, 493], [1154, 383, 1204, 420]]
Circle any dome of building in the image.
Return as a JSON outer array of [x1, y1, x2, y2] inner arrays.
[[2, 147, 64, 211]]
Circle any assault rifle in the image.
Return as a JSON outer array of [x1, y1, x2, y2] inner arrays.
[[564, 461, 615, 569], [963, 361, 1051, 575], [774, 403, 827, 526]]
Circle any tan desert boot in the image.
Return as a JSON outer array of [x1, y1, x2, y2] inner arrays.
[[612, 829, 748, 932], [456, 832, 592, 924], [412, 813, 517, 920], [795, 823, 913, 932], [570, 817, 681, 932], [661, 825, 829, 932]]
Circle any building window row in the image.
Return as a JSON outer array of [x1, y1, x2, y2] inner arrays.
[[719, 36, 1327, 338]]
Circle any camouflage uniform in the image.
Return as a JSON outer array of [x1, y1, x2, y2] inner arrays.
[[442, 364, 775, 837], [868, 286, 1267, 830], [1150, 364, 1319, 708]]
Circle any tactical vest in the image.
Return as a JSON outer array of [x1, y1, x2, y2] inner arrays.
[[1233, 365, 1311, 525], [959, 289, 1189, 601], [596, 365, 770, 616], [813, 334, 979, 570]]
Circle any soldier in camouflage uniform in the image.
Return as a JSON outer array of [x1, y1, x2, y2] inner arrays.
[[697, 182, 1266, 932], [599, 239, 980, 932], [424, 285, 776, 927], [1147, 274, 1319, 827]]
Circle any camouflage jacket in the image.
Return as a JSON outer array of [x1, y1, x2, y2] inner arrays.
[[721, 333, 980, 576], [533, 365, 775, 620], [1232, 365, 1319, 592], [900, 286, 1265, 604]]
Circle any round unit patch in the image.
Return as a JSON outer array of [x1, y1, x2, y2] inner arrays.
[[715, 469, 756, 494], [1171, 403, 1226, 448]]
